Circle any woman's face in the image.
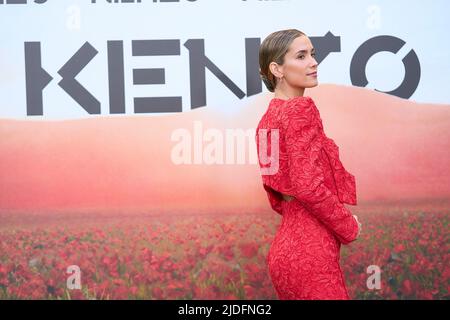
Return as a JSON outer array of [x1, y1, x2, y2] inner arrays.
[[273, 35, 318, 89]]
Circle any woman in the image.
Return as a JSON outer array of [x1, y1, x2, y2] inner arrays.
[[255, 29, 362, 300]]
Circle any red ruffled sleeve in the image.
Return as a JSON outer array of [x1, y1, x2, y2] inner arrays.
[[282, 97, 359, 244], [256, 125, 285, 215]]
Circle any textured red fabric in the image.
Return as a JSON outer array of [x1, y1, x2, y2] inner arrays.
[[255, 96, 359, 300]]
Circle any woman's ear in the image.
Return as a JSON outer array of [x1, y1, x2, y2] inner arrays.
[[269, 62, 283, 79]]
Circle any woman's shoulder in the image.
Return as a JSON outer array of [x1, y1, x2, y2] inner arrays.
[[285, 95, 315, 112], [272, 96, 318, 128]]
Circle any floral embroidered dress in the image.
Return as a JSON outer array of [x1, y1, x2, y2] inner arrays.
[[255, 96, 359, 300]]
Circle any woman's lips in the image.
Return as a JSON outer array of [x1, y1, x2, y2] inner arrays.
[[307, 72, 317, 77]]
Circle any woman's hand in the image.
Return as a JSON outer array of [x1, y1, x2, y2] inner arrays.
[[353, 214, 362, 238]]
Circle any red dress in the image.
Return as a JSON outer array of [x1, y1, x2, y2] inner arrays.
[[255, 96, 359, 300]]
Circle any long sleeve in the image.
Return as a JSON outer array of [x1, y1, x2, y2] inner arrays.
[[283, 104, 359, 245], [263, 184, 283, 215]]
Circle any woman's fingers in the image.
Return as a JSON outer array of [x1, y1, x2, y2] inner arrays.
[[353, 214, 362, 237]]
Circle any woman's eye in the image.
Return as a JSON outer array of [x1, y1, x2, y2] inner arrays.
[[298, 53, 315, 59]]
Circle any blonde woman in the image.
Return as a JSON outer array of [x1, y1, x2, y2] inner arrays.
[[255, 29, 362, 300]]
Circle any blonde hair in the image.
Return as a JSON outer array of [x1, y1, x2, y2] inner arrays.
[[259, 29, 306, 92]]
